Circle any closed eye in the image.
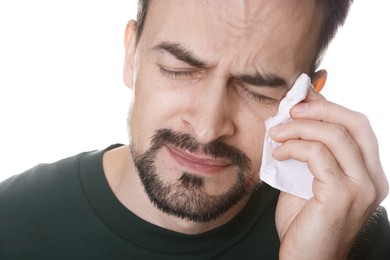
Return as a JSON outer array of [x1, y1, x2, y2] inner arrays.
[[237, 83, 278, 104], [159, 67, 203, 81]]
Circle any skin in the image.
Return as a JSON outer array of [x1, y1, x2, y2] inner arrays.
[[103, 0, 389, 259]]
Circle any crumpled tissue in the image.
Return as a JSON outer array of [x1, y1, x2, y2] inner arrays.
[[259, 73, 313, 199]]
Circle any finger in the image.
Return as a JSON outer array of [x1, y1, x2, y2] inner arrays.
[[272, 139, 338, 178], [270, 119, 367, 181], [272, 139, 354, 202], [289, 91, 388, 201], [292, 88, 376, 154], [302, 84, 325, 102], [292, 88, 370, 137]]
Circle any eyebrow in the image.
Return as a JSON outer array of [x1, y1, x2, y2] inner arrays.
[[152, 41, 288, 89], [234, 72, 288, 88], [152, 41, 207, 68]]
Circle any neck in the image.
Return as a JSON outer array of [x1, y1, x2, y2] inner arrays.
[[102, 145, 250, 235]]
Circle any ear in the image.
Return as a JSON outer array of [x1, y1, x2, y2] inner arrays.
[[123, 20, 138, 89], [311, 69, 327, 92]]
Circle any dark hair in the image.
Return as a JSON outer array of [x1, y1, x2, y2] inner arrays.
[[135, 0, 150, 44], [312, 0, 353, 73], [135, 0, 353, 73]]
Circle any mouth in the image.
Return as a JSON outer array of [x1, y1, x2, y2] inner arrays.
[[165, 144, 232, 174]]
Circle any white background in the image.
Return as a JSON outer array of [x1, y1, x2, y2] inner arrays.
[[0, 1, 389, 213]]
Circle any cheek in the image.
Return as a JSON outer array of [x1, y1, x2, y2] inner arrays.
[[128, 73, 193, 151], [132, 80, 193, 124], [232, 99, 277, 176]]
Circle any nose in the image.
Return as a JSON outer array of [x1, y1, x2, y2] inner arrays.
[[182, 78, 235, 144]]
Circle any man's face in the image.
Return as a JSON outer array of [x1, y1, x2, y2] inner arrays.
[[126, 0, 322, 222]]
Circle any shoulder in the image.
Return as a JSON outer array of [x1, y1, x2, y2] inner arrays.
[[0, 149, 104, 223], [0, 144, 122, 210], [0, 152, 84, 199], [0, 149, 104, 257]]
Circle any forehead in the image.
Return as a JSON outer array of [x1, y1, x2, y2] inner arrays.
[[140, 0, 323, 84]]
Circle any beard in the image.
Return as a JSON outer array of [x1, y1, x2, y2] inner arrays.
[[131, 128, 260, 223]]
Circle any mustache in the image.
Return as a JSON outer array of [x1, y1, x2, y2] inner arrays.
[[150, 129, 251, 171]]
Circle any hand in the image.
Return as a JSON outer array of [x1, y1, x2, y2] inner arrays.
[[271, 86, 389, 259]]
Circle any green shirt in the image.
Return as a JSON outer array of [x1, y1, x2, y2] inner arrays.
[[0, 145, 389, 259]]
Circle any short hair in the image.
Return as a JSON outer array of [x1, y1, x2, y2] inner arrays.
[[135, 0, 150, 44], [135, 0, 353, 74], [313, 0, 353, 73]]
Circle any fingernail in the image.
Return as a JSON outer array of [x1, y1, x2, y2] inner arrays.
[[293, 102, 308, 113]]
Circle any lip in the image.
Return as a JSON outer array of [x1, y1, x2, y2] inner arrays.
[[166, 145, 232, 174]]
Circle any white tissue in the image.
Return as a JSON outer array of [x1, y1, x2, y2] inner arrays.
[[259, 73, 313, 199]]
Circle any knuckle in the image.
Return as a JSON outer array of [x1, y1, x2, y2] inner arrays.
[[318, 97, 328, 111], [363, 182, 378, 205], [378, 176, 389, 202], [354, 111, 369, 125], [343, 182, 369, 206], [333, 124, 351, 144], [311, 142, 328, 158], [348, 179, 378, 208], [351, 111, 372, 131], [317, 97, 331, 117]]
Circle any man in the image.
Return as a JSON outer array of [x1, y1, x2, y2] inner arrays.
[[1, 0, 389, 259]]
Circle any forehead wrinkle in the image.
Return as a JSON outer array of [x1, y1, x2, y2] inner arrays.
[[198, 1, 299, 80], [145, 0, 322, 86], [209, 0, 263, 39]]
